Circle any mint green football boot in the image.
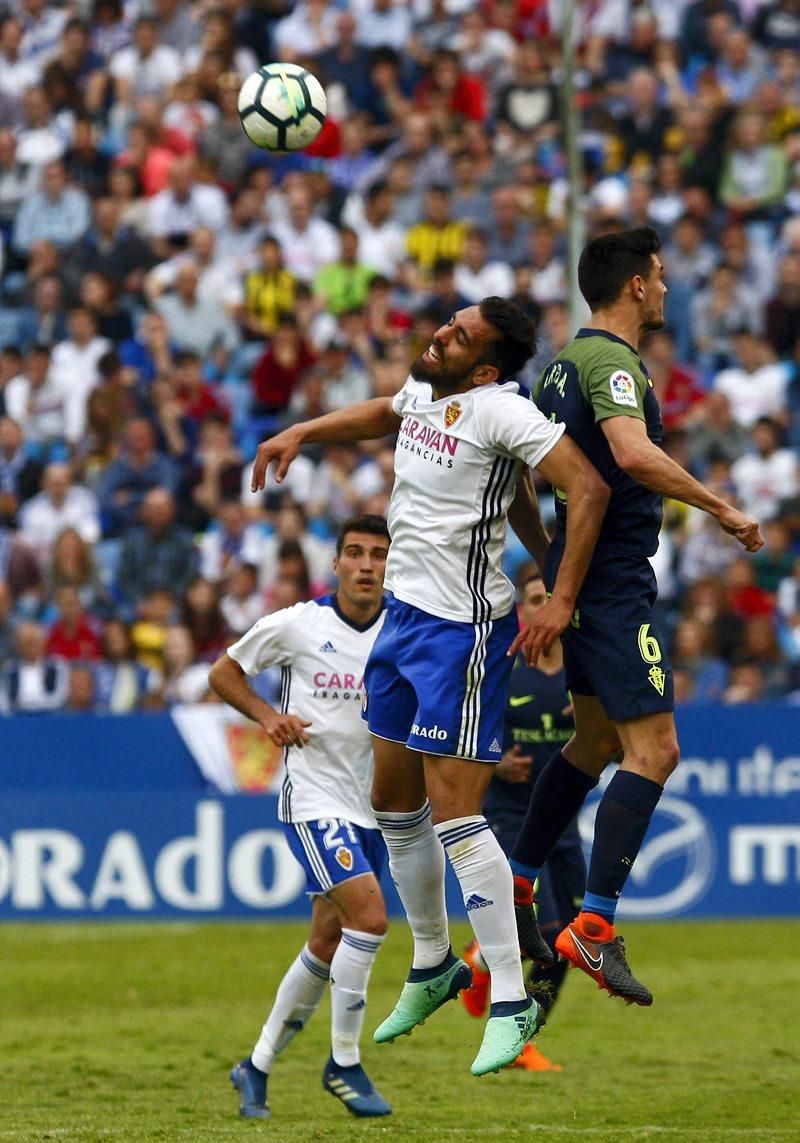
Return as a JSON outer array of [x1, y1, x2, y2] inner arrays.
[[374, 952, 473, 1043], [471, 998, 544, 1076]]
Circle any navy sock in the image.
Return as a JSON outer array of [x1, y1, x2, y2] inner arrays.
[[510, 750, 599, 874], [489, 998, 532, 1018], [585, 769, 663, 921], [407, 948, 456, 983]]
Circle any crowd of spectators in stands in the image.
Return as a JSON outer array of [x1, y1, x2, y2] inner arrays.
[[0, 0, 799, 713]]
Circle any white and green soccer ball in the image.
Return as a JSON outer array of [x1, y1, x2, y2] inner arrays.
[[237, 62, 327, 152]]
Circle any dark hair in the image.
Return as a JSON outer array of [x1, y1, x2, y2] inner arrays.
[[97, 350, 121, 378], [478, 296, 538, 378], [369, 46, 400, 70], [174, 349, 202, 365], [466, 226, 488, 243], [366, 179, 389, 202], [336, 514, 390, 556], [433, 48, 460, 67], [519, 569, 544, 595], [276, 539, 310, 597], [181, 577, 225, 655], [578, 226, 661, 310]]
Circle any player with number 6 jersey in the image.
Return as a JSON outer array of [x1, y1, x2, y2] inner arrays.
[[509, 229, 763, 1007], [209, 515, 393, 1121]]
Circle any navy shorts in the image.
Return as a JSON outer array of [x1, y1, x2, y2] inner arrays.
[[284, 817, 387, 897], [545, 546, 674, 722], [363, 594, 518, 762]]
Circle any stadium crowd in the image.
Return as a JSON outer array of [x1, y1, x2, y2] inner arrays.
[[0, 0, 798, 713]]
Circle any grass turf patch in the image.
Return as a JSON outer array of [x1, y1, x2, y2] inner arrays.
[[1, 919, 798, 1142]]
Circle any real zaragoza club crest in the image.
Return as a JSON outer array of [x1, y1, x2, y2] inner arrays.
[[444, 400, 461, 428]]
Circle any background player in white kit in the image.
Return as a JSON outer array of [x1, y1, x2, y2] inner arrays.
[[252, 298, 610, 1076], [209, 515, 392, 1120]]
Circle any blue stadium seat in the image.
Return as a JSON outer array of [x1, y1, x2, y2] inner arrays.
[[238, 415, 283, 462], [219, 378, 253, 436], [0, 308, 21, 349], [94, 539, 123, 588], [226, 341, 266, 382]]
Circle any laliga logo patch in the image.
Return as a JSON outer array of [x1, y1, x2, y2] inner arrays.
[[444, 400, 462, 428], [335, 846, 353, 871], [609, 370, 637, 408], [361, 686, 368, 714]]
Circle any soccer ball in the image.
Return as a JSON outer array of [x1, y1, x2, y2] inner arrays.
[[237, 63, 327, 152]]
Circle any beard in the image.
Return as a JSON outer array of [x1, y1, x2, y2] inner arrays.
[[410, 349, 468, 392], [642, 311, 666, 333]]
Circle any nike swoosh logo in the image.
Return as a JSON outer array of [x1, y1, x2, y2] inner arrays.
[[509, 695, 535, 708], [570, 932, 603, 972]]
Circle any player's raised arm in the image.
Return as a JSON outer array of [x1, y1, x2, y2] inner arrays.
[[602, 415, 763, 552], [209, 653, 311, 748], [251, 397, 402, 491], [510, 435, 610, 665]]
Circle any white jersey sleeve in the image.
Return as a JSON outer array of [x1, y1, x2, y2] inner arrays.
[[476, 386, 565, 470], [391, 378, 419, 418], [226, 604, 304, 674]]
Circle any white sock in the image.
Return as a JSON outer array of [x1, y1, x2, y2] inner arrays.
[[374, 802, 450, 970], [435, 816, 526, 1005], [251, 944, 329, 1073], [330, 928, 385, 1067]]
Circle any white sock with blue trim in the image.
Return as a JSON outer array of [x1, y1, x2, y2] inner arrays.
[[251, 944, 329, 1073], [330, 928, 385, 1066], [435, 816, 526, 1004], [373, 802, 450, 970]]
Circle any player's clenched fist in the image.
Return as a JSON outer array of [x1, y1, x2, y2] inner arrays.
[[251, 425, 304, 491], [716, 505, 764, 552], [260, 711, 312, 748]]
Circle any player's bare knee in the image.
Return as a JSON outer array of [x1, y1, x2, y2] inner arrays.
[[307, 932, 338, 964], [650, 731, 680, 782], [428, 793, 482, 826], [625, 735, 680, 784], [659, 735, 680, 779], [355, 907, 388, 937], [371, 789, 425, 815]]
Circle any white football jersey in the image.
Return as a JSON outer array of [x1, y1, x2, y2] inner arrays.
[[387, 378, 565, 623], [227, 596, 386, 828]]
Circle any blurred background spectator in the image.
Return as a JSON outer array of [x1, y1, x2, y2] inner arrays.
[[0, 0, 798, 712]]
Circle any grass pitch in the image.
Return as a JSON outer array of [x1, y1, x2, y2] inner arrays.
[[1, 919, 798, 1142]]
